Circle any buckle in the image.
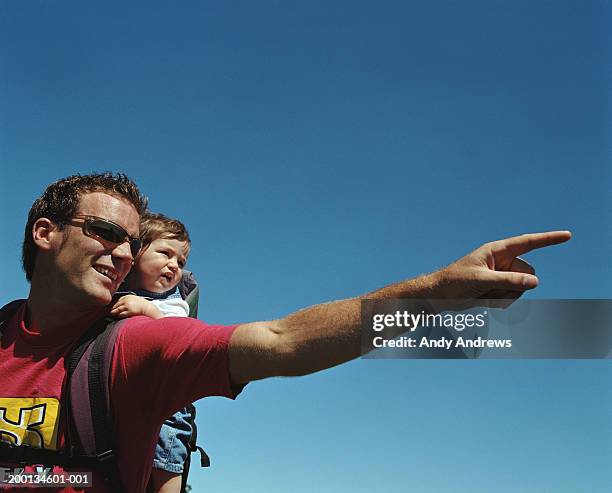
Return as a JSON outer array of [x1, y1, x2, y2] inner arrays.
[[96, 449, 115, 463]]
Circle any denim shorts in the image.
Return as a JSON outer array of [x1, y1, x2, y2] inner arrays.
[[153, 407, 193, 474]]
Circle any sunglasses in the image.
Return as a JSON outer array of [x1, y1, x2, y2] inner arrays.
[[69, 215, 141, 258]]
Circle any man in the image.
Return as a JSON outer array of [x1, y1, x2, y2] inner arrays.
[[0, 173, 571, 492]]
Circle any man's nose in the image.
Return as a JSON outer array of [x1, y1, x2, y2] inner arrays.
[[112, 240, 134, 263]]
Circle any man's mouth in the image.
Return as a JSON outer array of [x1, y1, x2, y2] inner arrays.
[[93, 265, 119, 282]]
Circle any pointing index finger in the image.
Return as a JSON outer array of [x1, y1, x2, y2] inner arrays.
[[491, 231, 572, 258]]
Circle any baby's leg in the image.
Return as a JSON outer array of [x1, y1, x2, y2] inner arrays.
[[152, 408, 194, 493], [150, 469, 182, 493]]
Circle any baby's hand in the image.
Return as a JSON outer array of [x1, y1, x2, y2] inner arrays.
[[109, 295, 163, 319]]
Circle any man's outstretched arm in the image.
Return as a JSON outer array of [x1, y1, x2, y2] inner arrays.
[[228, 231, 571, 384]]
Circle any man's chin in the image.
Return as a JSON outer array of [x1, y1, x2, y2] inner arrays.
[[84, 287, 115, 308], [89, 296, 113, 309]]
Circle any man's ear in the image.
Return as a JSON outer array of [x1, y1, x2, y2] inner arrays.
[[32, 218, 62, 252]]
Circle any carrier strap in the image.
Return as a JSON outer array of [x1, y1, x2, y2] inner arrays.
[[0, 300, 125, 492]]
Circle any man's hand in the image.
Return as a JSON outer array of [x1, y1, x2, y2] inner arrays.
[[109, 294, 164, 319], [433, 231, 572, 301]]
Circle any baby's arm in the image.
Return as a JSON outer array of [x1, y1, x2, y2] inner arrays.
[[110, 294, 164, 319]]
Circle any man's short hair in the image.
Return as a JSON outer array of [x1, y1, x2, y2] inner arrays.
[[22, 172, 148, 282], [139, 212, 191, 256]]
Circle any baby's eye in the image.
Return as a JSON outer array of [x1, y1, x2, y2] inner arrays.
[[178, 260, 185, 268], [159, 250, 170, 257]]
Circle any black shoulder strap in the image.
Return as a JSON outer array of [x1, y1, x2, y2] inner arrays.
[[68, 318, 125, 493], [186, 404, 210, 467], [0, 441, 117, 469], [179, 403, 210, 492], [0, 299, 26, 335]]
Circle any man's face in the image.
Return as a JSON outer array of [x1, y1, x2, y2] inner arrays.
[[51, 192, 140, 307]]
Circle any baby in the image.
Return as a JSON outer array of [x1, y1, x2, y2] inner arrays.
[[111, 212, 190, 320], [110, 211, 193, 493]]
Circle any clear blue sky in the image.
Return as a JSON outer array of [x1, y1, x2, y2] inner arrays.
[[1, 1, 611, 491]]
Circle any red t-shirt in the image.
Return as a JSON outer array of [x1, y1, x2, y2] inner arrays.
[[0, 303, 239, 492]]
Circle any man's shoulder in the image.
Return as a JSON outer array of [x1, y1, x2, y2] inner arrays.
[[113, 316, 237, 350], [109, 316, 239, 400], [116, 314, 199, 332]]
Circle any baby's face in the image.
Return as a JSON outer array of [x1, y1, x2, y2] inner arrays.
[[131, 237, 189, 293]]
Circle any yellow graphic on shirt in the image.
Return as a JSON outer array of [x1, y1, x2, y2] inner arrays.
[[0, 398, 60, 450]]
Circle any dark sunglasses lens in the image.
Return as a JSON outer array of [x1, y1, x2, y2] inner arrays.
[[87, 220, 123, 243], [85, 220, 139, 257], [130, 239, 141, 257], [81, 218, 140, 258]]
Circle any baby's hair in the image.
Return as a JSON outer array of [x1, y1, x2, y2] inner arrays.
[[139, 212, 191, 255]]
